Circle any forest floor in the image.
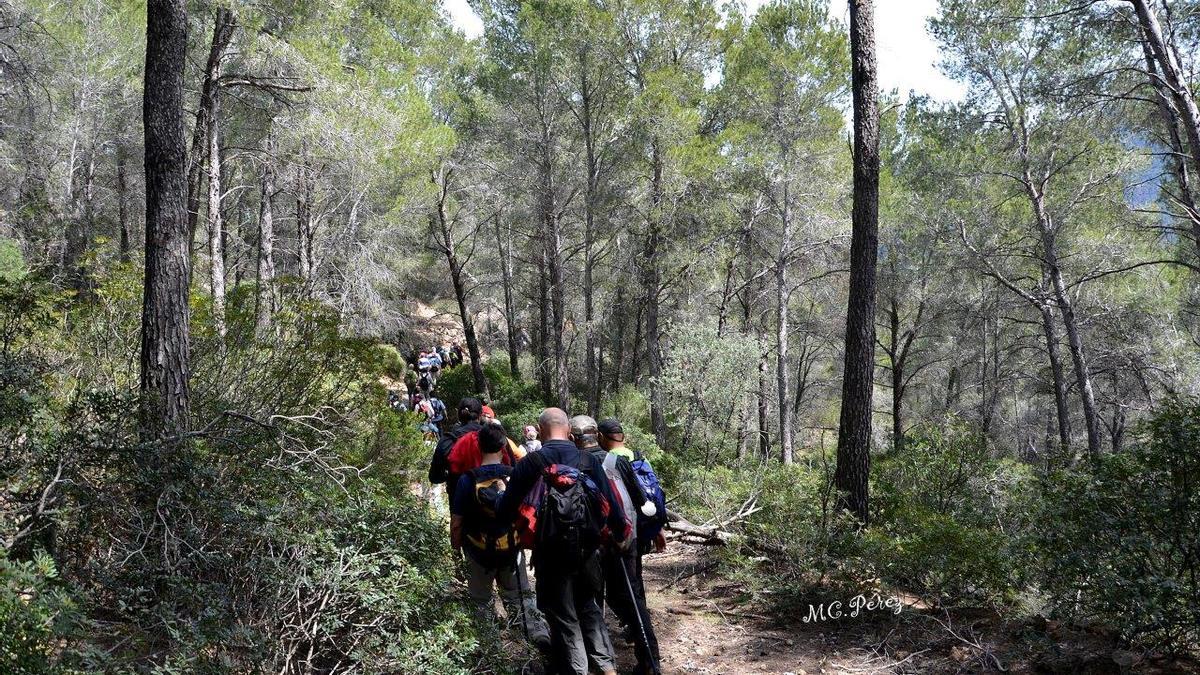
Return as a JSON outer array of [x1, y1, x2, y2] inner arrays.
[[602, 542, 1200, 675]]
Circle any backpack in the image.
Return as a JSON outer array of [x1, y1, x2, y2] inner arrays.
[[465, 468, 516, 558], [428, 422, 481, 486], [528, 459, 606, 569], [602, 452, 638, 549], [631, 454, 668, 548]]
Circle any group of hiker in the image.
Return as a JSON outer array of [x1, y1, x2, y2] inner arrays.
[[429, 398, 668, 675], [390, 342, 468, 436]]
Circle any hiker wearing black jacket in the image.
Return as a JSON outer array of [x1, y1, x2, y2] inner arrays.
[[428, 397, 484, 504], [573, 415, 661, 675], [496, 408, 626, 675]]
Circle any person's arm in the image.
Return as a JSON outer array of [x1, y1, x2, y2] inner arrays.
[[496, 451, 546, 525]]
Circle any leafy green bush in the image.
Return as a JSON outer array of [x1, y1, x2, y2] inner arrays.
[[1039, 397, 1200, 652], [0, 272, 502, 672], [868, 426, 1034, 606], [0, 552, 78, 674]]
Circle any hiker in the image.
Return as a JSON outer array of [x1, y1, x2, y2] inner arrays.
[[600, 419, 669, 581], [521, 425, 541, 454], [574, 416, 662, 675], [450, 342, 464, 367], [428, 392, 447, 433], [446, 407, 527, 478], [450, 424, 551, 649], [438, 344, 452, 368], [496, 408, 630, 675], [429, 397, 486, 503]]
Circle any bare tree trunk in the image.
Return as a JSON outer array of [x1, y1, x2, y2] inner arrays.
[[757, 334, 770, 460], [1039, 302, 1072, 456], [296, 157, 313, 283], [117, 144, 131, 263], [611, 283, 626, 392], [835, 0, 879, 525], [536, 247, 552, 403], [578, 62, 603, 417], [493, 213, 520, 379], [206, 55, 227, 341], [1045, 247, 1102, 459], [1140, 32, 1200, 259], [255, 135, 277, 335], [776, 187, 794, 464], [140, 0, 191, 439], [187, 8, 235, 261], [1133, 0, 1200, 257], [646, 141, 667, 446], [433, 168, 489, 398]]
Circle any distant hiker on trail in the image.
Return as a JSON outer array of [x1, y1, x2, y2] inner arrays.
[[429, 397, 486, 503], [496, 408, 630, 675], [575, 416, 662, 675], [521, 425, 541, 454], [450, 342, 464, 367], [428, 392, 447, 433], [438, 344, 452, 368], [450, 424, 551, 649]]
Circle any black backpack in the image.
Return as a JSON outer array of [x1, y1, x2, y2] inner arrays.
[[428, 422, 481, 485], [534, 457, 604, 570]]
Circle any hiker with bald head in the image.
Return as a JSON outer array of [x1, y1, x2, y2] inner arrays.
[[496, 408, 629, 675]]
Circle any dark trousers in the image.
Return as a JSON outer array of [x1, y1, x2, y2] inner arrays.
[[600, 549, 660, 669], [535, 552, 616, 675]]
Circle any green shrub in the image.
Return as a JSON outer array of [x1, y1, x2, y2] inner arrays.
[[869, 425, 1034, 606], [1039, 397, 1200, 652], [0, 552, 78, 674]]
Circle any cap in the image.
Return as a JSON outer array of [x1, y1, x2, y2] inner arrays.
[[597, 419, 624, 436], [482, 405, 496, 418], [569, 415, 598, 436]]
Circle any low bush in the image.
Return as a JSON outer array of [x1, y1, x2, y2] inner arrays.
[[1039, 397, 1200, 652], [0, 272, 499, 672]]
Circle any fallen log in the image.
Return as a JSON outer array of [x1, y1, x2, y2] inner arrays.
[[666, 509, 739, 545]]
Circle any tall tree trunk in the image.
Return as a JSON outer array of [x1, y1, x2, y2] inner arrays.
[[205, 51, 227, 341], [140, 0, 191, 439], [536, 246, 552, 403], [493, 213, 520, 379], [1039, 301, 1072, 457], [611, 283, 626, 392], [835, 0, 879, 525], [187, 8, 235, 260], [1133, 0, 1200, 256], [296, 157, 313, 283], [887, 298, 904, 454], [255, 136, 277, 335], [1140, 32, 1200, 258], [757, 333, 770, 460], [776, 186, 794, 464], [646, 141, 667, 446], [117, 144, 131, 263], [433, 169, 489, 398], [578, 61, 603, 417], [1045, 245, 1102, 459]]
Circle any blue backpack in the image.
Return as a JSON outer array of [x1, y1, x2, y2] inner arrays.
[[631, 454, 668, 548]]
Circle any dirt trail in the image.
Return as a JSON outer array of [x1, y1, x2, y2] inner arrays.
[[614, 543, 873, 675], [608, 543, 1199, 675]]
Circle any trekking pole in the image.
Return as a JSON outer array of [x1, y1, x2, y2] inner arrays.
[[617, 553, 661, 675]]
